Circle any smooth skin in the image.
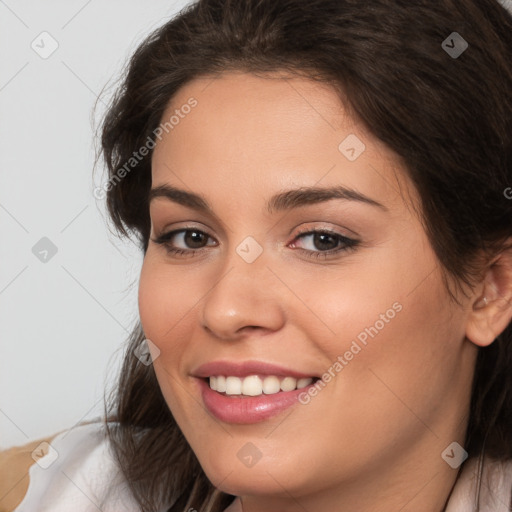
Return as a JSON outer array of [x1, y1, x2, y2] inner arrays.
[[138, 72, 512, 512]]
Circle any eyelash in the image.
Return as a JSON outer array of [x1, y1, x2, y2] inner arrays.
[[151, 226, 360, 261]]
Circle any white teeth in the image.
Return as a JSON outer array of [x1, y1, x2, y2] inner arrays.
[[225, 376, 242, 395], [262, 376, 281, 394], [280, 377, 297, 392], [216, 375, 226, 393], [297, 377, 313, 389], [241, 375, 262, 396], [208, 375, 314, 396]]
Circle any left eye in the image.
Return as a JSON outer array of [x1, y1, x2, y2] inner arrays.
[[170, 230, 212, 249], [291, 230, 357, 253]]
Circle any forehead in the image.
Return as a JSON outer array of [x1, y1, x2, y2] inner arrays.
[[151, 71, 417, 214]]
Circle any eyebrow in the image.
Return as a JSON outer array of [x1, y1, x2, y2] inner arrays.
[[148, 184, 388, 214]]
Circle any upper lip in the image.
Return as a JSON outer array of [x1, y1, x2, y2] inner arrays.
[[192, 360, 317, 379]]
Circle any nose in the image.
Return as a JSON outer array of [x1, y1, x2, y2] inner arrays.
[[200, 249, 286, 341]]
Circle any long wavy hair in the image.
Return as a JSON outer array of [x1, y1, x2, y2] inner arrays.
[[97, 0, 512, 510]]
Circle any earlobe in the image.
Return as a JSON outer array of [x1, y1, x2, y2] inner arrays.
[[465, 244, 512, 348], [466, 293, 499, 347]]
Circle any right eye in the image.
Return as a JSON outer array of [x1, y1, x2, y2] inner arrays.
[[151, 228, 218, 257]]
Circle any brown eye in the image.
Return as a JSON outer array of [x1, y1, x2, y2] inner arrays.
[[182, 230, 209, 249], [290, 229, 360, 260], [151, 228, 217, 256], [293, 230, 357, 252], [311, 232, 339, 251]]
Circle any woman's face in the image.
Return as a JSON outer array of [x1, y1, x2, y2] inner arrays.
[[139, 72, 478, 506]]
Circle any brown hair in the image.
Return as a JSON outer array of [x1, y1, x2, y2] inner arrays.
[[98, 0, 512, 510]]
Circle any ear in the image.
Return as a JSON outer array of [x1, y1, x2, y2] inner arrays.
[[465, 242, 512, 347]]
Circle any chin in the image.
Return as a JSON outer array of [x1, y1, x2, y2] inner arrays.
[[205, 464, 296, 497]]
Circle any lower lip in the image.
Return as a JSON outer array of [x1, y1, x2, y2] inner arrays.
[[198, 378, 314, 424]]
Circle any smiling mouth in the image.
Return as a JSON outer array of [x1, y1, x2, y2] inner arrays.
[[205, 375, 319, 397]]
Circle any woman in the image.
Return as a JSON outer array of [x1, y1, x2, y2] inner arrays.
[[3, 0, 512, 511]]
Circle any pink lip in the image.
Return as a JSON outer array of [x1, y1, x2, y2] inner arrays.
[[192, 360, 316, 379], [197, 379, 315, 424], [192, 360, 318, 424]]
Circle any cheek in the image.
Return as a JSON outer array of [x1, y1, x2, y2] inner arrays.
[[323, 236, 455, 363], [283, 249, 420, 362], [138, 257, 198, 425], [281, 272, 463, 479], [291, 239, 462, 420], [138, 259, 166, 341], [138, 254, 196, 346], [325, 267, 462, 430], [137, 254, 203, 391]]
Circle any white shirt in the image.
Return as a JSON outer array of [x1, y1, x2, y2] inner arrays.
[[14, 421, 512, 512]]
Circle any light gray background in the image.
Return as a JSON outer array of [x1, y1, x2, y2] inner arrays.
[[0, 0, 192, 450]]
